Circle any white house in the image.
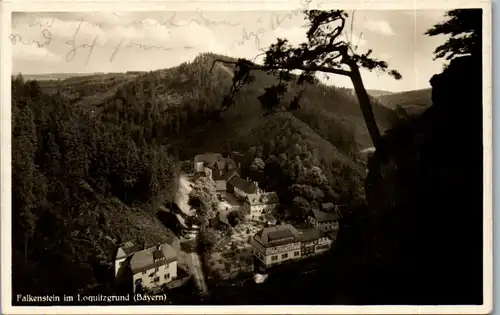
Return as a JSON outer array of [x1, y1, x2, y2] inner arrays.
[[130, 243, 178, 293], [244, 191, 280, 219], [227, 177, 258, 200], [251, 224, 302, 268], [115, 241, 143, 277]]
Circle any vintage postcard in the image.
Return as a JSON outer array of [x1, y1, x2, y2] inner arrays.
[[1, 0, 493, 314]]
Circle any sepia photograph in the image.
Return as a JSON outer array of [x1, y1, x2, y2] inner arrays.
[[2, 0, 492, 313]]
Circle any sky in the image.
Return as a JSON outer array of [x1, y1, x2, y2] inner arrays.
[[11, 9, 450, 92]]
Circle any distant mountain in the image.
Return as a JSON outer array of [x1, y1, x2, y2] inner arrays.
[[10, 52, 393, 299], [28, 53, 396, 152], [377, 88, 432, 109], [17, 71, 145, 82], [367, 89, 393, 97]]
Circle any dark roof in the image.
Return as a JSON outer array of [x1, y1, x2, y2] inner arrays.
[[321, 202, 336, 210], [130, 243, 177, 274], [223, 169, 239, 181], [296, 227, 326, 242], [253, 224, 300, 247], [225, 158, 238, 170], [212, 168, 239, 181], [246, 191, 279, 206], [228, 177, 257, 194], [194, 153, 224, 168], [152, 249, 163, 261], [311, 208, 340, 222]]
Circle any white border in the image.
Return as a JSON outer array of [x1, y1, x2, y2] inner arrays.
[[1, 0, 493, 314]]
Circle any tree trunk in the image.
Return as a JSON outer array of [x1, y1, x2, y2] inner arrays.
[[347, 62, 382, 148]]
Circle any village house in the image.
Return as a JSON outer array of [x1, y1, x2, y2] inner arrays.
[[227, 177, 258, 200], [308, 207, 340, 232], [251, 224, 302, 269], [243, 189, 280, 219], [114, 241, 178, 293], [227, 151, 244, 169], [115, 241, 144, 277], [193, 152, 239, 192], [250, 224, 334, 271], [130, 243, 178, 293], [296, 227, 333, 257]]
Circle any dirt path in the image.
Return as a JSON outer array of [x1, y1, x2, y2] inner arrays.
[[187, 250, 208, 295]]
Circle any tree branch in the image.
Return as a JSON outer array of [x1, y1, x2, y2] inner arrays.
[[210, 59, 352, 77]]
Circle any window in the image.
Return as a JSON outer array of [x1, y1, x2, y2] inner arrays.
[[164, 274, 170, 280], [142, 271, 146, 275], [153, 277, 160, 282], [271, 255, 278, 261], [294, 251, 300, 257], [135, 279, 142, 285], [154, 267, 159, 272], [281, 253, 288, 259]]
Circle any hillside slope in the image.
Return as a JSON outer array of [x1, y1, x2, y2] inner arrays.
[[33, 53, 396, 151], [377, 88, 432, 109], [12, 51, 390, 300]]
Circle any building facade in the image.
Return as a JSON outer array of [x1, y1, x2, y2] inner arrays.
[[243, 191, 280, 219], [227, 177, 258, 200], [251, 224, 302, 268], [308, 207, 340, 232], [193, 152, 239, 192], [115, 241, 144, 277], [115, 242, 178, 293], [251, 225, 333, 270], [296, 228, 333, 257]]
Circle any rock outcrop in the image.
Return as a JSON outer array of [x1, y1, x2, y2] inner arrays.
[[360, 55, 483, 304]]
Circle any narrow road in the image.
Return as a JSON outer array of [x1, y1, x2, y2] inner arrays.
[[187, 249, 208, 295]]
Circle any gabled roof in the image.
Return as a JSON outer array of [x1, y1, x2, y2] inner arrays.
[[116, 240, 143, 260], [228, 177, 257, 194], [130, 243, 177, 274], [296, 227, 326, 242], [253, 224, 300, 247], [223, 169, 239, 181], [194, 153, 224, 168], [311, 208, 340, 222], [246, 192, 280, 206], [225, 158, 238, 170], [213, 168, 238, 181]]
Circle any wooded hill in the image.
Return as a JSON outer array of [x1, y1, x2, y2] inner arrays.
[[10, 52, 416, 300]]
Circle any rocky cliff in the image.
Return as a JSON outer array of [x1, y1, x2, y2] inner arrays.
[[360, 55, 483, 304]]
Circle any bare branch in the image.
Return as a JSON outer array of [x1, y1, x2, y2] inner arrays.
[[210, 59, 352, 77]]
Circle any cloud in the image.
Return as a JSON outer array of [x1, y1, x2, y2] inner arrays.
[[363, 20, 395, 36], [12, 42, 59, 62]]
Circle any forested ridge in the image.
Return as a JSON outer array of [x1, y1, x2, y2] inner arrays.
[[12, 51, 380, 298], [11, 5, 484, 304], [12, 75, 180, 296]]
